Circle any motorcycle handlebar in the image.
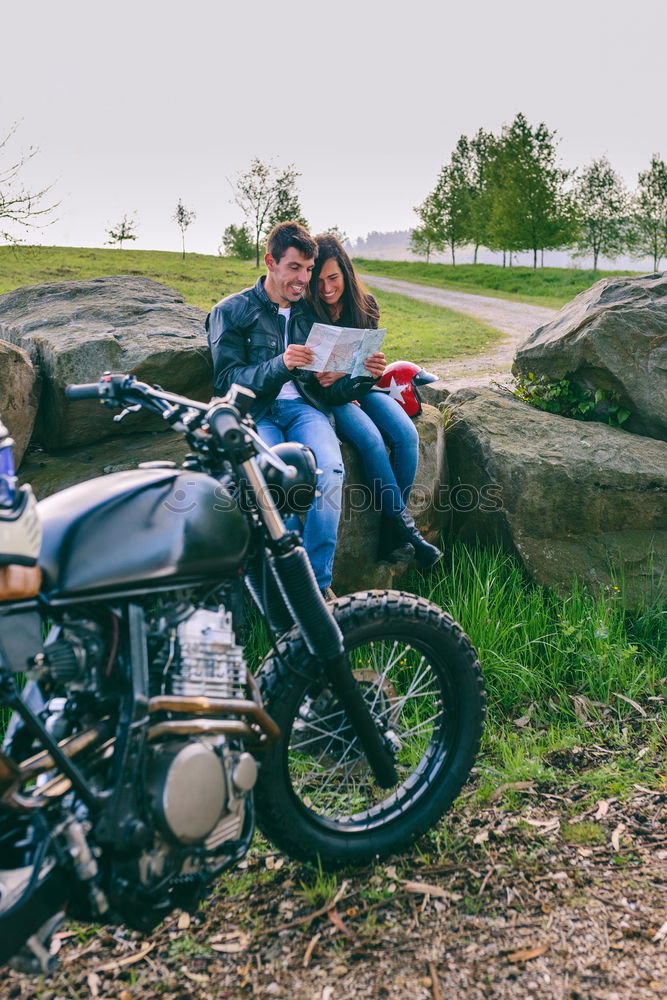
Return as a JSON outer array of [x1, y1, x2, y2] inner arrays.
[[207, 407, 246, 449], [65, 383, 104, 400]]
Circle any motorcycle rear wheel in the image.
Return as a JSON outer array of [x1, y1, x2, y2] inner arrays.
[[255, 591, 486, 867]]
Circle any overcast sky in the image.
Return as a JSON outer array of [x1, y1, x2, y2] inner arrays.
[[4, 0, 666, 255]]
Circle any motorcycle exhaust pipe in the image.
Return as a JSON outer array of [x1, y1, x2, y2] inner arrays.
[[147, 695, 280, 743]]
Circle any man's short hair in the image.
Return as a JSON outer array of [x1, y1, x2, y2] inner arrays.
[[266, 221, 318, 263]]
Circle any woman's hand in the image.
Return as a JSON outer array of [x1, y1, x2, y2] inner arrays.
[[314, 371, 346, 387], [363, 352, 386, 379]]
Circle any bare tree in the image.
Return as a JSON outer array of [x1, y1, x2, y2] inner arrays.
[[173, 199, 196, 259], [105, 214, 138, 249], [230, 158, 305, 267], [0, 122, 58, 244]]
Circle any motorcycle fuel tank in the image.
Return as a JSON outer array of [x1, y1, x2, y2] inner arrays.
[[37, 469, 250, 598]]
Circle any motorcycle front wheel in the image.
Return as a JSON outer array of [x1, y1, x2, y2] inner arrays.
[[255, 591, 486, 867]]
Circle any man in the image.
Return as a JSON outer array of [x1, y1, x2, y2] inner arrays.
[[207, 221, 384, 594]]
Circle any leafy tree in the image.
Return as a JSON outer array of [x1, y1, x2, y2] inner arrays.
[[0, 122, 58, 244], [319, 225, 349, 245], [265, 175, 307, 233], [410, 190, 443, 262], [231, 158, 306, 267], [220, 223, 254, 259], [433, 159, 473, 266], [173, 199, 196, 259], [631, 153, 667, 271], [467, 128, 497, 263], [485, 113, 575, 269], [572, 157, 628, 271], [105, 213, 138, 249]]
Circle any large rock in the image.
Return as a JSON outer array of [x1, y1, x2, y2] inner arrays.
[[0, 276, 212, 450], [0, 341, 39, 464], [445, 387, 667, 608], [513, 272, 667, 442], [333, 404, 447, 593], [19, 432, 191, 500]]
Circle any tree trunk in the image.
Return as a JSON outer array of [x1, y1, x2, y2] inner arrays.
[[182, 233, 186, 260], [474, 244, 479, 264], [502, 251, 506, 268], [533, 248, 537, 270], [509, 252, 513, 268], [593, 249, 599, 271], [451, 241, 456, 266], [540, 249, 544, 268]]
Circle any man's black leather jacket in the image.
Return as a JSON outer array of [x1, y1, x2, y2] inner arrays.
[[206, 277, 376, 420]]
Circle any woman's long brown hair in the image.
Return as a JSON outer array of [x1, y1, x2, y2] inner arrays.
[[309, 234, 380, 329]]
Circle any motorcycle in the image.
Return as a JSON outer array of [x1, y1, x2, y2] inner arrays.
[[0, 373, 485, 973]]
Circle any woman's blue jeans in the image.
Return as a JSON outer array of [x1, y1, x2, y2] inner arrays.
[[256, 399, 344, 590], [332, 391, 419, 517]]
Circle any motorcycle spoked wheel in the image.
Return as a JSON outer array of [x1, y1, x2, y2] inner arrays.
[[255, 591, 486, 867]]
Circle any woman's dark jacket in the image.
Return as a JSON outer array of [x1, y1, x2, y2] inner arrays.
[[206, 277, 375, 421]]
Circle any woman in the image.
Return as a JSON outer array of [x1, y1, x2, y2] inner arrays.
[[309, 234, 441, 568]]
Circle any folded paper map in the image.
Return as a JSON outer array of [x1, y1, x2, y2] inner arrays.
[[300, 323, 386, 379]]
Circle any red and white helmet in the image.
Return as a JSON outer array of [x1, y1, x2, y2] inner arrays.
[[375, 361, 438, 417]]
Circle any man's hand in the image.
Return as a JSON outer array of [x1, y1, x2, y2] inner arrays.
[[314, 371, 346, 387], [363, 352, 386, 379], [283, 344, 314, 370]]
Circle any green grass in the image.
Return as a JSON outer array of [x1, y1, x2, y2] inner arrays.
[[243, 537, 665, 737], [365, 284, 500, 364], [0, 244, 258, 311], [0, 245, 499, 367], [354, 259, 644, 308], [420, 542, 666, 719]]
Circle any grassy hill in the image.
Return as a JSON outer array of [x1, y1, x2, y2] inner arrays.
[[353, 259, 642, 308], [0, 245, 500, 367]]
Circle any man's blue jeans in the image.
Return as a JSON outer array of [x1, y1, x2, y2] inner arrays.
[[332, 392, 419, 516], [256, 399, 344, 590]]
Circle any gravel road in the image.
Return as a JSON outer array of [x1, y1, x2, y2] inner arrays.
[[362, 274, 559, 390]]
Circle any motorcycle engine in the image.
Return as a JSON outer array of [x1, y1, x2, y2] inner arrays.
[[134, 604, 256, 893], [135, 737, 256, 891], [171, 607, 246, 699]]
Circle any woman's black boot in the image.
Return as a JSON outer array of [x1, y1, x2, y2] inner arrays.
[[388, 509, 442, 568], [376, 515, 415, 565]]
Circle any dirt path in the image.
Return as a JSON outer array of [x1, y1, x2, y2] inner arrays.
[[362, 274, 558, 391], [5, 741, 664, 1000]]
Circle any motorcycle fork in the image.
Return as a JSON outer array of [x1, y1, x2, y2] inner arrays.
[[239, 457, 398, 789]]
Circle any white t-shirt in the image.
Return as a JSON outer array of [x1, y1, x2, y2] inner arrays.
[[276, 306, 301, 401]]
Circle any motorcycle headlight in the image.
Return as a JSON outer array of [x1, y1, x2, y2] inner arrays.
[[257, 442, 318, 516]]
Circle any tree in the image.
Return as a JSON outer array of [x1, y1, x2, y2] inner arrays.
[[467, 128, 497, 263], [431, 159, 472, 266], [631, 154, 667, 271], [319, 225, 349, 245], [105, 214, 138, 249], [173, 199, 196, 259], [410, 190, 444, 262], [572, 157, 628, 271], [220, 223, 254, 259], [230, 158, 306, 267], [485, 113, 575, 269], [0, 122, 58, 244]]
